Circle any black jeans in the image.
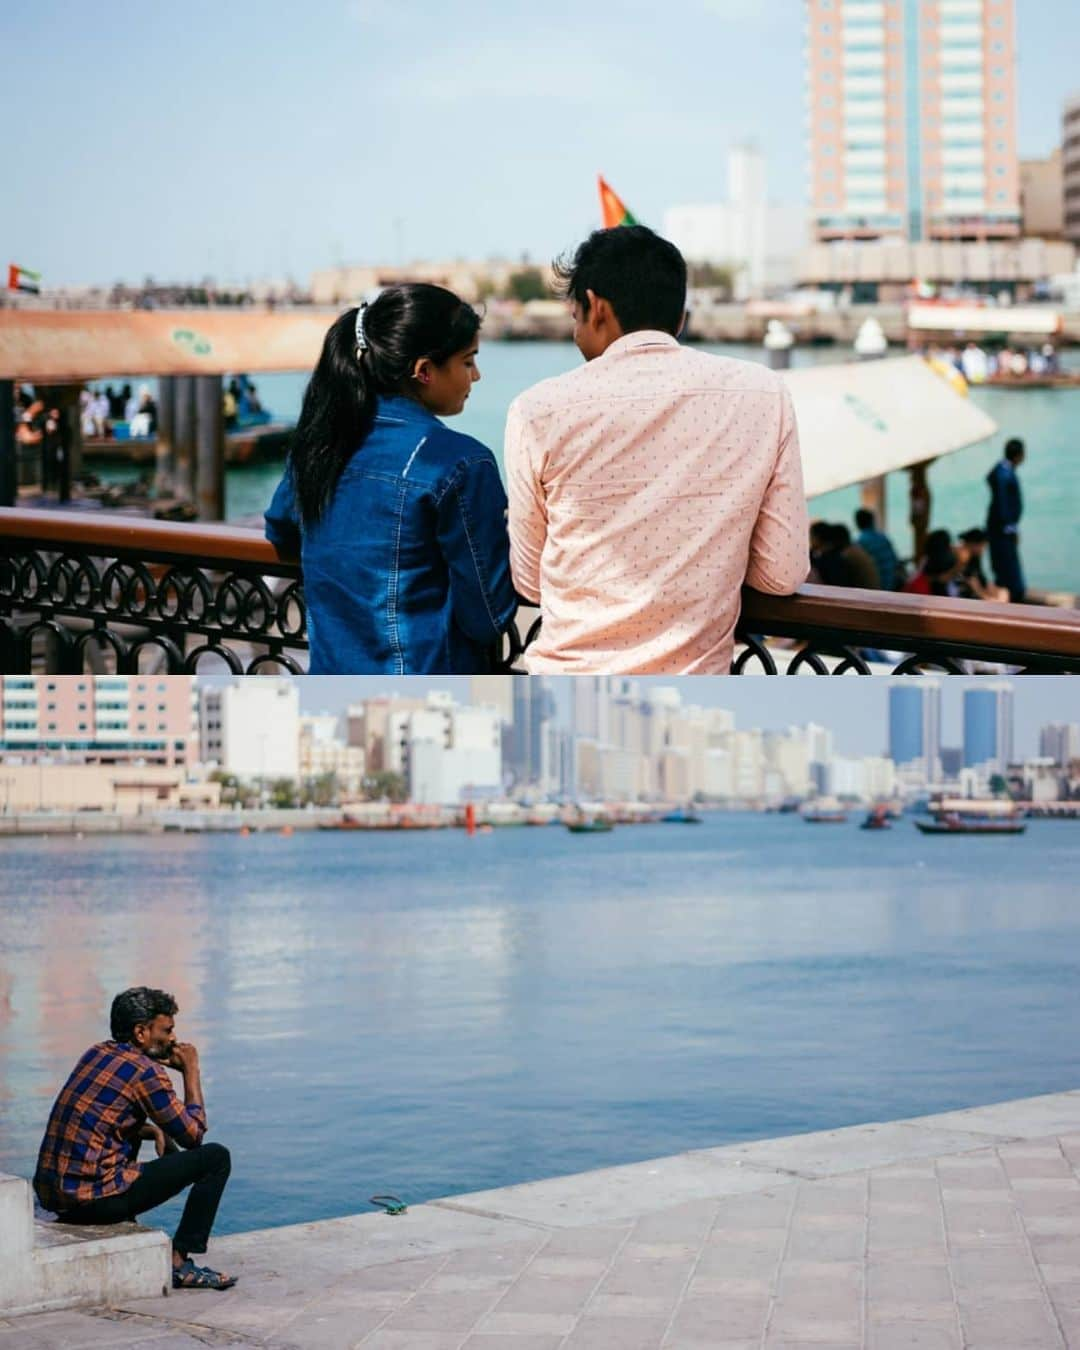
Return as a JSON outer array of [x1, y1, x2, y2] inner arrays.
[[57, 1142, 231, 1256]]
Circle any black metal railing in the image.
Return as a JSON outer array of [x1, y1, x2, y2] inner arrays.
[[2, 508, 1079, 675]]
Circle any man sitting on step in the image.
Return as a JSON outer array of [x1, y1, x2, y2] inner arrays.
[[33, 986, 236, 1291]]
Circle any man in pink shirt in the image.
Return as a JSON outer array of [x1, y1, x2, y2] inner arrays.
[[505, 226, 809, 674]]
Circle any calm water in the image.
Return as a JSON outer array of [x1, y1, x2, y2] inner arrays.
[[98, 340, 1080, 591], [2, 815, 1079, 1235]]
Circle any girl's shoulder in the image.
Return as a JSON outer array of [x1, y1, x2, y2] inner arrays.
[[412, 424, 498, 482]]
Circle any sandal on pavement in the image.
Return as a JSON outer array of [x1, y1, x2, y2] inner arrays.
[[172, 1258, 237, 1291]]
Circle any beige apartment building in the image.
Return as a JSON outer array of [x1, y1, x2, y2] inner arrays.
[[1020, 148, 1065, 239], [807, 0, 1020, 243], [0, 676, 196, 765]]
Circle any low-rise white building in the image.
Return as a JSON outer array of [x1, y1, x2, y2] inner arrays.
[[404, 704, 502, 804], [199, 680, 299, 779]]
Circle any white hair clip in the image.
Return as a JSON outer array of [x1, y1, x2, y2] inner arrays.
[[355, 302, 369, 356]]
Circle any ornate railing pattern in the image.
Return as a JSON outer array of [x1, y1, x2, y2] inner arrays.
[[2, 509, 1079, 674]]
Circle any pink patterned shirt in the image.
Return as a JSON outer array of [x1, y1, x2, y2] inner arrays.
[[505, 331, 809, 674]]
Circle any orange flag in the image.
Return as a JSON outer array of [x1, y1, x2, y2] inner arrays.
[[598, 176, 639, 229]]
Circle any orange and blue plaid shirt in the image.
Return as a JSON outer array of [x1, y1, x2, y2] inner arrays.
[[33, 1041, 207, 1212]]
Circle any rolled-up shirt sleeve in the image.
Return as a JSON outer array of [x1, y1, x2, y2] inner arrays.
[[744, 384, 810, 595], [134, 1064, 207, 1149], [504, 398, 546, 604]]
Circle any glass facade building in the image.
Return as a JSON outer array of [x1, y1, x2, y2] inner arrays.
[[962, 683, 1014, 771], [888, 682, 941, 777]]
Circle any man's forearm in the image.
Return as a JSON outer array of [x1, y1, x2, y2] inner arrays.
[[182, 1066, 204, 1113]]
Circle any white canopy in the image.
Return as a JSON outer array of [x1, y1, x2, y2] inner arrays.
[[782, 355, 998, 498], [907, 303, 1062, 336]]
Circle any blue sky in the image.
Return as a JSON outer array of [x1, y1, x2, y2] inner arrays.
[[4, 0, 1078, 287], [286, 677, 1080, 759]]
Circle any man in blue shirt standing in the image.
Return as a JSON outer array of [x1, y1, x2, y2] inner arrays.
[[986, 438, 1026, 603], [854, 509, 899, 590]]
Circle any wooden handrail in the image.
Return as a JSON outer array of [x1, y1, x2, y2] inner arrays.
[[740, 584, 1080, 661], [0, 507, 290, 567], [2, 506, 1078, 662]]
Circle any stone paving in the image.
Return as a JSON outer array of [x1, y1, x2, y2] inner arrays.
[[4, 1091, 1080, 1348]]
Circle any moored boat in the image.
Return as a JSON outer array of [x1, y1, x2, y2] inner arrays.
[[659, 807, 703, 824], [915, 814, 1026, 836], [802, 799, 848, 823], [916, 796, 1027, 835], [566, 818, 614, 834]]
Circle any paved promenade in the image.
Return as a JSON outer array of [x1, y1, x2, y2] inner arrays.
[[4, 1090, 1080, 1349]]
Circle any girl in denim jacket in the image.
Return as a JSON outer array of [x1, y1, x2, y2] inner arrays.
[[266, 285, 517, 673]]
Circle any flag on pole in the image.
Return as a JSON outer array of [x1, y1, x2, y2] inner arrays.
[[598, 176, 639, 229], [8, 264, 41, 294]]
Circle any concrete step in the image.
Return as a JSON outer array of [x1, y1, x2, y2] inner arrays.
[[0, 1172, 170, 1317]]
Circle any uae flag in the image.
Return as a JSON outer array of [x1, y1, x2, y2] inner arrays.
[[8, 264, 41, 294], [598, 176, 639, 229]]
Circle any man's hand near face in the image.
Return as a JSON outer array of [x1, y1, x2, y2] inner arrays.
[[164, 1042, 205, 1115]]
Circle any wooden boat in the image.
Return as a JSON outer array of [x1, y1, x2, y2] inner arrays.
[[802, 807, 848, 824], [566, 818, 614, 834], [82, 419, 293, 466], [984, 372, 1080, 390], [915, 814, 1026, 836], [860, 806, 891, 831], [659, 807, 703, 824]]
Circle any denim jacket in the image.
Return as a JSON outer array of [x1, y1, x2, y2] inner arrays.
[[265, 396, 517, 674]]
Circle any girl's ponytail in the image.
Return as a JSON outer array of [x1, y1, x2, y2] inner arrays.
[[290, 308, 376, 527]]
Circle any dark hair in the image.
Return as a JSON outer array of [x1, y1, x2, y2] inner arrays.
[[1004, 437, 1025, 462], [959, 527, 987, 544], [830, 523, 852, 548], [110, 987, 178, 1042], [553, 225, 687, 336], [924, 528, 956, 577], [809, 520, 832, 547], [289, 284, 481, 525], [854, 508, 875, 530]]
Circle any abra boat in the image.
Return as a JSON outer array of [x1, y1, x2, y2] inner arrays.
[[860, 805, 891, 830], [659, 807, 703, 824], [802, 801, 848, 823], [566, 818, 614, 834], [916, 797, 1026, 836], [915, 814, 1026, 836]]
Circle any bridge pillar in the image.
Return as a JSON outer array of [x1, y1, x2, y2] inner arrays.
[[173, 376, 196, 502], [195, 374, 225, 521], [156, 376, 176, 495], [0, 381, 14, 508]]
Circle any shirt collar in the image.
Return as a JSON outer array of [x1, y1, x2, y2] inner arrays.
[[375, 394, 441, 426], [600, 330, 680, 360]]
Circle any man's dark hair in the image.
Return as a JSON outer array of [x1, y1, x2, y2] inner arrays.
[[553, 225, 687, 336], [959, 527, 987, 544], [110, 987, 178, 1042], [854, 508, 875, 530], [1004, 437, 1025, 462]]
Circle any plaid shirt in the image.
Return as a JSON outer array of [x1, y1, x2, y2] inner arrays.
[[33, 1041, 207, 1212]]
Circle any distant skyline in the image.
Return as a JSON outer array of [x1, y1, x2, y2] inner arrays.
[[4, 0, 1079, 287], [270, 677, 1080, 761]]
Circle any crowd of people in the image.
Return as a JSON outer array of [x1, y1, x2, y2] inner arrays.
[[809, 438, 1027, 606], [79, 384, 158, 439], [925, 340, 1062, 384]]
